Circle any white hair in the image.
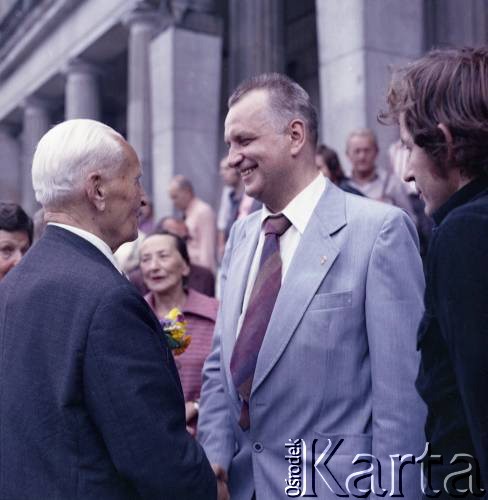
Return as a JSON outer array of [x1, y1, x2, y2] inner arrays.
[[32, 119, 126, 206]]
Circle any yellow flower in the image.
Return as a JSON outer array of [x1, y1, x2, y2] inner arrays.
[[167, 308, 180, 321], [161, 307, 191, 356]]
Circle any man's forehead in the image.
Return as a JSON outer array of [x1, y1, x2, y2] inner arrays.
[[348, 134, 375, 148], [119, 138, 142, 173], [0, 230, 30, 243], [227, 89, 270, 119], [225, 90, 271, 135]]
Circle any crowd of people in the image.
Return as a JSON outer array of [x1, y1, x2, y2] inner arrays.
[[0, 45, 487, 499]]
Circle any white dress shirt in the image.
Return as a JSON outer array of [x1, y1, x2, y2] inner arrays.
[[48, 223, 123, 274], [237, 174, 326, 337]]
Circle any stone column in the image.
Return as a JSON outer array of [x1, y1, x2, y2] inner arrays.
[[124, 2, 162, 198], [149, 15, 222, 219], [228, 0, 285, 91], [316, 0, 424, 172], [425, 0, 487, 49], [64, 58, 101, 120], [21, 98, 50, 215], [0, 124, 21, 202]]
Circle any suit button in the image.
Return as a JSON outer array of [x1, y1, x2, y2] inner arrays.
[[253, 442, 263, 453]]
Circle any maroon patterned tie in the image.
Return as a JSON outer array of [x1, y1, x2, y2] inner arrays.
[[230, 214, 292, 430]]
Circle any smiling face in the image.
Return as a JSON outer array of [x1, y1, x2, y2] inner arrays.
[[0, 229, 30, 280], [224, 89, 294, 212], [139, 234, 190, 296], [399, 115, 461, 216]]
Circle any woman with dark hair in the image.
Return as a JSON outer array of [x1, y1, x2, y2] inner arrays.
[[139, 229, 218, 435], [0, 202, 33, 280], [316, 144, 363, 196]]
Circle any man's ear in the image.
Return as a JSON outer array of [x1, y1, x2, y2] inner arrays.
[[438, 122, 453, 145], [86, 172, 105, 211], [288, 119, 306, 156], [438, 123, 455, 166]]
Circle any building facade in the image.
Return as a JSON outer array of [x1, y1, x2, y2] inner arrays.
[[0, 0, 486, 217]]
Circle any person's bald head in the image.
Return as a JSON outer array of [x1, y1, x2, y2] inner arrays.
[[168, 175, 194, 211]]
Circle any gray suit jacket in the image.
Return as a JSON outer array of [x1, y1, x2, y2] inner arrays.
[[198, 182, 426, 499]]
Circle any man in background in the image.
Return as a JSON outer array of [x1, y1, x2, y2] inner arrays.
[[0, 119, 216, 499], [217, 156, 259, 260], [169, 175, 217, 273], [347, 128, 415, 219]]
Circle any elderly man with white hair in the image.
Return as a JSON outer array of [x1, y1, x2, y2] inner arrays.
[[0, 119, 216, 500]]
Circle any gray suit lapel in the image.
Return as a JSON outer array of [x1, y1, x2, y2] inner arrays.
[[251, 183, 347, 396], [221, 214, 261, 389]]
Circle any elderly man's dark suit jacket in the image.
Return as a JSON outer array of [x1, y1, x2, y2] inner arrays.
[[0, 226, 216, 500]]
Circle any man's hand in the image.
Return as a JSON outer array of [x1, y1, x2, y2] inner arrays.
[[212, 464, 230, 500], [185, 401, 199, 436]]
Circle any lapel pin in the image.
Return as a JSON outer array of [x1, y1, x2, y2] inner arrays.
[[320, 255, 327, 265]]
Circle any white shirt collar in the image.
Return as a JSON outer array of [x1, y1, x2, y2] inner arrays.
[[48, 222, 123, 274], [260, 173, 326, 234]]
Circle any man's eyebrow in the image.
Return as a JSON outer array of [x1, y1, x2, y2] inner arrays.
[[224, 131, 241, 144], [233, 132, 254, 142]]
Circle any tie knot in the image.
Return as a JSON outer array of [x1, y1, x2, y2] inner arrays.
[[263, 214, 291, 237]]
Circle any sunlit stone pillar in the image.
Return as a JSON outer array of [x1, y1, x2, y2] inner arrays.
[[228, 0, 285, 91], [316, 0, 424, 170], [0, 123, 21, 202], [21, 98, 50, 214], [125, 2, 162, 198], [149, 0, 222, 218], [65, 58, 101, 120]]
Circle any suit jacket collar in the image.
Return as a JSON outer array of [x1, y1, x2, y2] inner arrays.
[[47, 223, 122, 273], [432, 176, 488, 226], [222, 183, 347, 397], [43, 225, 122, 275]]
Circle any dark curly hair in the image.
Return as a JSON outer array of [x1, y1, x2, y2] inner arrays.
[[0, 203, 33, 244], [316, 144, 346, 183], [380, 46, 488, 179]]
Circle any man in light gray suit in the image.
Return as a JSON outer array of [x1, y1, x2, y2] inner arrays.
[[198, 73, 426, 499]]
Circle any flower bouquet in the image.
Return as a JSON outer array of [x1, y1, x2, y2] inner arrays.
[[161, 307, 191, 355]]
